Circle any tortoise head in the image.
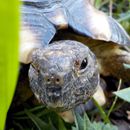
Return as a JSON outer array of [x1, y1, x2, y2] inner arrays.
[[29, 40, 99, 111]]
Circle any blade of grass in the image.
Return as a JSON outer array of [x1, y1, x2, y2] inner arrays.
[[92, 98, 110, 123], [13, 121, 24, 130], [109, 0, 113, 16], [14, 105, 45, 116], [118, 12, 130, 22], [24, 109, 50, 130], [94, 0, 102, 9], [58, 118, 67, 130], [0, 0, 19, 129], [107, 79, 122, 118]]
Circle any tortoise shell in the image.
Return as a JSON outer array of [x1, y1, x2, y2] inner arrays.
[[21, 0, 130, 48]]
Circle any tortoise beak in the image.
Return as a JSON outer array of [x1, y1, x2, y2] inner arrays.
[[47, 87, 62, 101], [46, 87, 64, 108]]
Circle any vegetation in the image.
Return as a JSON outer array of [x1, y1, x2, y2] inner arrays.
[[0, 0, 130, 130], [0, 0, 19, 130]]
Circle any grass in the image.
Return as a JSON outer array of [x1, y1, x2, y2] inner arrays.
[[0, 0, 19, 130]]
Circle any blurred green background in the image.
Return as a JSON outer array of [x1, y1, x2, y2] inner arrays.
[[0, 0, 19, 130]]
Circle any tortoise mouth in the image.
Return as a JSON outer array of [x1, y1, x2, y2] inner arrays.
[[47, 100, 64, 109], [46, 87, 62, 105], [47, 92, 62, 103]]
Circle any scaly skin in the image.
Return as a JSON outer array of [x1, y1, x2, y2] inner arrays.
[[29, 40, 99, 112]]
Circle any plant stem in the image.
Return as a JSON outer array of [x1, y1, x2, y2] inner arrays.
[[92, 98, 110, 123], [107, 79, 122, 118]]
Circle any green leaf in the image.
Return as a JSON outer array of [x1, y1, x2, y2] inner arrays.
[[73, 112, 96, 130], [113, 88, 130, 103], [74, 112, 84, 130], [118, 11, 130, 22], [49, 119, 58, 130], [92, 122, 118, 130], [103, 123, 118, 130], [24, 109, 58, 130], [14, 105, 45, 116], [92, 98, 110, 123], [123, 63, 130, 69], [58, 117, 67, 130], [83, 114, 95, 130], [72, 112, 118, 130], [13, 121, 24, 130], [94, 0, 102, 9], [0, 0, 19, 130], [72, 127, 77, 130], [24, 109, 50, 130]]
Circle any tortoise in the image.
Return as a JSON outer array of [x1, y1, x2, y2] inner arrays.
[[19, 0, 130, 122]]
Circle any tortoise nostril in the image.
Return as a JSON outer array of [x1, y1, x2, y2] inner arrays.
[[47, 78, 50, 83], [55, 76, 64, 85], [45, 77, 51, 84], [44, 74, 64, 85]]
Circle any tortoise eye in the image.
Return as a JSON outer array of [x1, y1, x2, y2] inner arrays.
[[80, 58, 88, 70]]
